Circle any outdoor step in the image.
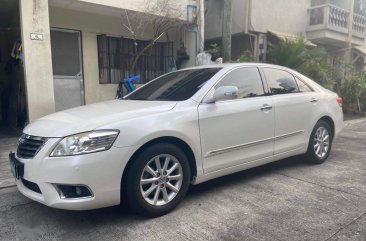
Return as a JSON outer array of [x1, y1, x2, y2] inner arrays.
[[0, 145, 18, 150], [0, 178, 15, 188], [0, 149, 17, 156], [0, 145, 17, 151], [0, 160, 11, 168], [0, 141, 19, 147], [0, 138, 19, 143]]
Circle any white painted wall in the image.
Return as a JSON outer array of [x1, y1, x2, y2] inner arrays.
[[250, 0, 310, 34], [205, 0, 311, 39], [205, 0, 248, 39], [77, 0, 188, 19], [49, 6, 190, 105]]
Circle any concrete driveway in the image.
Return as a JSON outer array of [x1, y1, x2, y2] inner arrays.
[[0, 120, 365, 241]]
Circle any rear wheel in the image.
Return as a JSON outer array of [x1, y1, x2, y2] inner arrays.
[[305, 120, 333, 164], [124, 143, 191, 217]]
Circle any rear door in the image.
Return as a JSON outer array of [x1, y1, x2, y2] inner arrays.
[[262, 67, 318, 154], [198, 67, 275, 173], [50, 28, 84, 111]]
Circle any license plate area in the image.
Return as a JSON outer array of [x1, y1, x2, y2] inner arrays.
[[9, 152, 24, 179]]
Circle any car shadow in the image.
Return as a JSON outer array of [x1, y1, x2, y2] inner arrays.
[[13, 155, 311, 231], [187, 155, 309, 198]]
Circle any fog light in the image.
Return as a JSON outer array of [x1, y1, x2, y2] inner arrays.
[[55, 184, 93, 199]]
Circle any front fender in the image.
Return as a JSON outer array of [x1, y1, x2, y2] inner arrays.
[[100, 105, 203, 176]]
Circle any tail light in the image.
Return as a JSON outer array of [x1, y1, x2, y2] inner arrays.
[[336, 96, 342, 107]]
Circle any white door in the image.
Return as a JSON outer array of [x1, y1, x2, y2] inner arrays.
[[262, 67, 318, 154], [50, 29, 84, 111], [198, 67, 275, 173]]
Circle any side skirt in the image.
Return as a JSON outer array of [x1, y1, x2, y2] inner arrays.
[[192, 148, 305, 185]]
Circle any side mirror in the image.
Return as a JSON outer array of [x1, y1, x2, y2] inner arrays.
[[209, 86, 239, 103]]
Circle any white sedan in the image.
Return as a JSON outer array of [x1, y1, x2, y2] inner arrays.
[[10, 64, 343, 217]]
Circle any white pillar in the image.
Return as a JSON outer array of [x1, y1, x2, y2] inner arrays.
[[182, 31, 197, 68], [19, 0, 55, 122], [198, 0, 205, 53]]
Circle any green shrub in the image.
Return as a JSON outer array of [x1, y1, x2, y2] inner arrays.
[[235, 51, 254, 63], [268, 37, 333, 88], [341, 73, 366, 113]]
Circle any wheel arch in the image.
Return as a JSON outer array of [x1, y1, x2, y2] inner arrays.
[[318, 116, 335, 139], [121, 136, 198, 193]]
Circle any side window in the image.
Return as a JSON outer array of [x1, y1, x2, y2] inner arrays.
[[216, 67, 265, 98], [296, 77, 313, 92], [263, 68, 299, 95]]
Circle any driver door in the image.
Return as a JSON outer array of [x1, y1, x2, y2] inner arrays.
[[198, 67, 275, 173]]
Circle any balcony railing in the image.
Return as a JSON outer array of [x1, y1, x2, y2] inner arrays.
[[353, 13, 366, 34], [308, 4, 366, 36]]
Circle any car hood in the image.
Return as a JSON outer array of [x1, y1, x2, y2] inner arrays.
[[23, 100, 177, 137]]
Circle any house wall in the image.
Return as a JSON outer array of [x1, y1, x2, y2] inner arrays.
[[250, 0, 310, 34], [77, 0, 188, 19], [205, 0, 310, 39], [49, 6, 185, 105], [311, 0, 351, 9], [205, 0, 249, 39]]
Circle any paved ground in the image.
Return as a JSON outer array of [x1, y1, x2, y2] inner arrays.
[[0, 120, 366, 241], [0, 122, 18, 188]]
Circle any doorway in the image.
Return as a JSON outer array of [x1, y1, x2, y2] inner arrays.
[[50, 28, 85, 112], [0, 0, 27, 131]]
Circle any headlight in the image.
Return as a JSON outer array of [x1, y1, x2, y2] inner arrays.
[[50, 130, 119, 157]]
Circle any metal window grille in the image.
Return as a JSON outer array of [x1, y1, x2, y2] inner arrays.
[[97, 35, 174, 84]]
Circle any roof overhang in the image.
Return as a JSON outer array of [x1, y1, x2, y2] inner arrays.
[[352, 46, 366, 64], [267, 30, 317, 47], [354, 46, 366, 56]]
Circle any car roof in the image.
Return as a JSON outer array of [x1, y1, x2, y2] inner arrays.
[[182, 63, 293, 71], [183, 63, 325, 102]]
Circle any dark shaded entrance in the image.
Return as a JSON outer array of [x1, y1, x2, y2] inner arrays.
[[0, 0, 27, 131]]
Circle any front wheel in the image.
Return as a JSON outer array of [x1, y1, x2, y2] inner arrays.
[[305, 120, 333, 164], [124, 143, 191, 217]]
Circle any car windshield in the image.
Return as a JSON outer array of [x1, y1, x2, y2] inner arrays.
[[124, 68, 222, 101]]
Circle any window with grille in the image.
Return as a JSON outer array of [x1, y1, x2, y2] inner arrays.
[[97, 35, 174, 84]]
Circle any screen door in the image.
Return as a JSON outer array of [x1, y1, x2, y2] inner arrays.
[[51, 28, 84, 111]]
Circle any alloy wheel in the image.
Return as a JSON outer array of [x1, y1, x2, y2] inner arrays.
[[140, 154, 183, 206], [313, 126, 330, 159]]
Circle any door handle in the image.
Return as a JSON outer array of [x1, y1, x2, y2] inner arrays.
[[310, 97, 319, 103], [260, 104, 272, 111]]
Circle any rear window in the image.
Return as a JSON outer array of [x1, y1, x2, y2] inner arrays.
[[263, 68, 299, 94]]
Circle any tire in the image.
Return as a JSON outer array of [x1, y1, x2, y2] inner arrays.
[[305, 120, 333, 164], [123, 143, 191, 217]]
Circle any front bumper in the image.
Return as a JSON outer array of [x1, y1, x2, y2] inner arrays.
[[14, 138, 139, 210]]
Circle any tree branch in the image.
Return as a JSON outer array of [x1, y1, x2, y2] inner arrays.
[[130, 32, 166, 73]]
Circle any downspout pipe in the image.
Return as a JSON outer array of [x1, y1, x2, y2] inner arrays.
[[244, 0, 258, 61]]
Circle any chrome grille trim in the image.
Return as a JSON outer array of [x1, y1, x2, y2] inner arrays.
[[16, 134, 48, 159]]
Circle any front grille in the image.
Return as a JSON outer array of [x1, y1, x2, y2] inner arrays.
[[21, 178, 42, 194], [16, 134, 47, 159]]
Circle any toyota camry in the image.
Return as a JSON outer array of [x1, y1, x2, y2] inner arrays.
[[10, 63, 343, 217]]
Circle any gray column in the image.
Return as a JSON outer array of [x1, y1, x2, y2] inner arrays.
[[19, 0, 55, 122]]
